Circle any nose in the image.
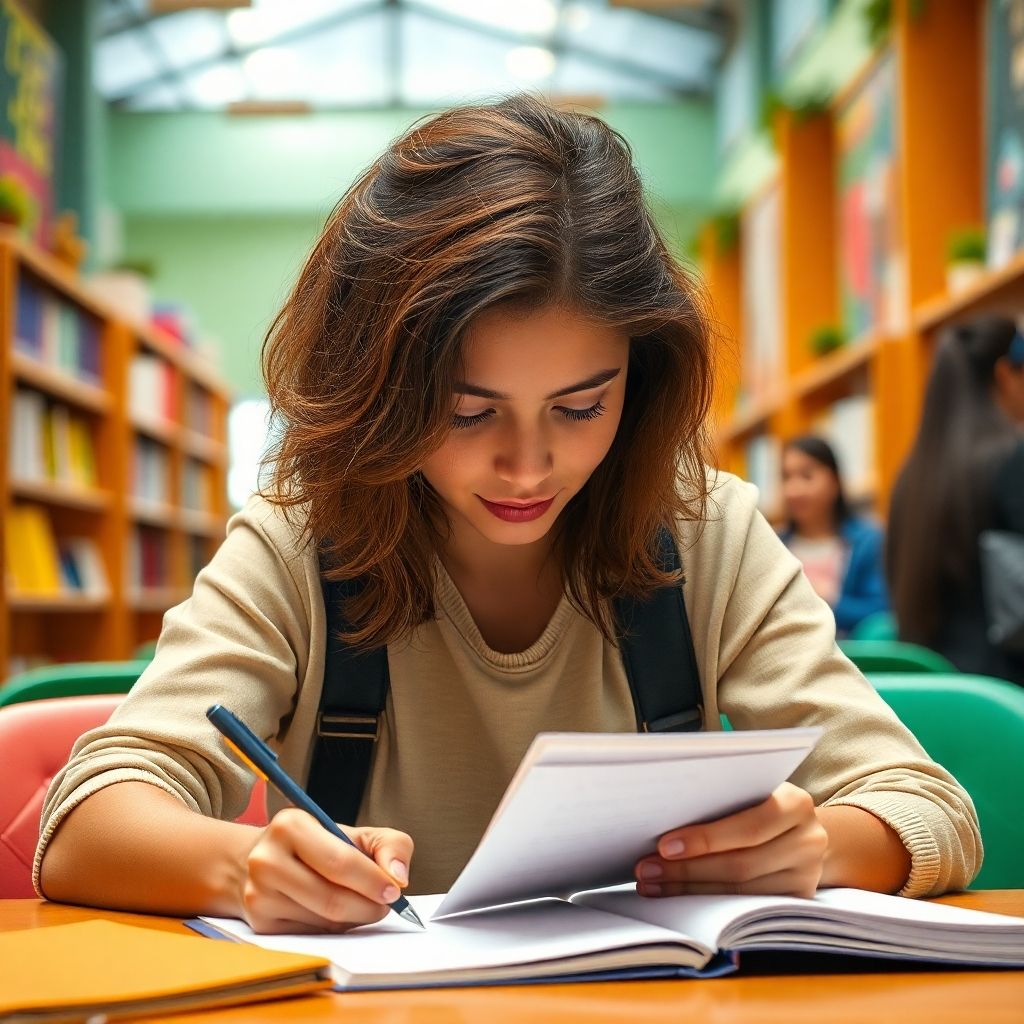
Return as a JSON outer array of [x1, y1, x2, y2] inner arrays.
[[494, 420, 553, 492]]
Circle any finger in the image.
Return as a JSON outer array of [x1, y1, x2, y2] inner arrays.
[[657, 783, 815, 860], [639, 866, 820, 899], [639, 819, 827, 887], [348, 826, 415, 888], [265, 810, 401, 906], [247, 845, 391, 928], [243, 887, 380, 935]]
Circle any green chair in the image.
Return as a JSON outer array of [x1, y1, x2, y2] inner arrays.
[[840, 639, 956, 675], [849, 611, 898, 641], [0, 660, 151, 708], [133, 640, 158, 661], [869, 672, 1024, 889]]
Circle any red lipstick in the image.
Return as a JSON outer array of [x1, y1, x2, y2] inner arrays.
[[478, 496, 556, 523]]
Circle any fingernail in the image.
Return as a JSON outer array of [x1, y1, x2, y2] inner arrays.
[[639, 882, 662, 897], [637, 861, 663, 881], [661, 838, 685, 858], [390, 860, 409, 886], [382, 884, 400, 903]]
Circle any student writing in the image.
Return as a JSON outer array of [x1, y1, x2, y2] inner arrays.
[[36, 96, 980, 935]]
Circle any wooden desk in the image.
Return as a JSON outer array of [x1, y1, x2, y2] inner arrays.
[[3, 893, 1023, 1023]]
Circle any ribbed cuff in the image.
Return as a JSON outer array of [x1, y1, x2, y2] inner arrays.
[[32, 768, 186, 898], [823, 791, 941, 898]]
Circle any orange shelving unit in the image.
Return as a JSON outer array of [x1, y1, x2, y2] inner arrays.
[[0, 228, 232, 679], [710, 0, 985, 521]]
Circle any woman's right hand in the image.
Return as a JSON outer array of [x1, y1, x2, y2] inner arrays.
[[238, 808, 414, 934]]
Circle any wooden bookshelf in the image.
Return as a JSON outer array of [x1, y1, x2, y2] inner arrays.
[[709, 0, 984, 518], [0, 229, 232, 680]]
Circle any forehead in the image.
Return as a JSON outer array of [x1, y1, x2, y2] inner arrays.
[[461, 304, 629, 382]]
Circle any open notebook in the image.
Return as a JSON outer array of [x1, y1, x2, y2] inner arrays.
[[198, 886, 1024, 989], [196, 727, 1024, 989]]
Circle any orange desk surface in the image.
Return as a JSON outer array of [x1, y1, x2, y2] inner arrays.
[[2, 892, 1023, 1023]]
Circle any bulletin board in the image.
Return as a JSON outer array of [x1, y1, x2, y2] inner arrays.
[[0, 0, 62, 246]]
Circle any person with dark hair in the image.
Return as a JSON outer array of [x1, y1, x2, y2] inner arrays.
[[779, 436, 889, 637], [888, 316, 1024, 684], [36, 96, 979, 933]]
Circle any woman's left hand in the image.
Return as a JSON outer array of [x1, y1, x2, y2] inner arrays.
[[635, 782, 828, 899]]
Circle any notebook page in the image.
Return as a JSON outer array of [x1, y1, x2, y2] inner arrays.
[[436, 738, 817, 918], [201, 895, 710, 986], [573, 885, 1024, 963]]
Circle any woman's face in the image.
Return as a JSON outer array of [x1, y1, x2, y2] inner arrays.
[[419, 304, 630, 550], [781, 447, 839, 530]]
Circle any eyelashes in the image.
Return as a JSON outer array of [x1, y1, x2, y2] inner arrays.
[[452, 400, 607, 430]]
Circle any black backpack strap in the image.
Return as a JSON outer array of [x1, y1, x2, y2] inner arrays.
[[309, 525, 703, 824], [306, 561, 390, 825], [613, 525, 703, 733]]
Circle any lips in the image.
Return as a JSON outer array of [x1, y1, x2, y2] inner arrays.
[[477, 495, 557, 523]]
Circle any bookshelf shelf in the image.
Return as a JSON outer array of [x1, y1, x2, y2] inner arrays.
[[9, 594, 110, 612], [180, 508, 225, 537], [11, 479, 112, 512], [791, 334, 882, 402], [130, 497, 179, 529], [181, 428, 228, 466], [913, 248, 1024, 332], [130, 413, 180, 447], [716, 391, 782, 445], [11, 351, 111, 414], [1, 234, 232, 680]]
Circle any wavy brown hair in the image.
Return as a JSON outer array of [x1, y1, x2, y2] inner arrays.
[[261, 93, 716, 648]]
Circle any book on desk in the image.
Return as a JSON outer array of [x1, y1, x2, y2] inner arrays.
[[194, 728, 1024, 990]]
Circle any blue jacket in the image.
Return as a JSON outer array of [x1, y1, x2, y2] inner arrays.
[[780, 517, 890, 635]]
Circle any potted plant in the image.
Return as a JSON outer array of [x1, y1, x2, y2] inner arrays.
[[946, 227, 987, 294], [809, 324, 847, 358], [0, 175, 31, 229]]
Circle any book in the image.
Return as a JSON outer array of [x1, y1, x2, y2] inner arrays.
[[197, 729, 1024, 989], [0, 919, 333, 1021], [199, 884, 1024, 990]]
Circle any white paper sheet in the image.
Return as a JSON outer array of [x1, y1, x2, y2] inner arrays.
[[435, 729, 819, 917]]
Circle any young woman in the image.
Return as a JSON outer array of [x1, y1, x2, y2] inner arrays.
[[779, 436, 889, 637], [888, 317, 1024, 684], [36, 96, 979, 935]]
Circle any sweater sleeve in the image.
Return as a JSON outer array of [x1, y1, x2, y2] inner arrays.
[[33, 495, 317, 897], [690, 476, 982, 898]]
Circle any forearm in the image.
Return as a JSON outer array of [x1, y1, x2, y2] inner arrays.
[[817, 804, 911, 893], [38, 781, 261, 917]]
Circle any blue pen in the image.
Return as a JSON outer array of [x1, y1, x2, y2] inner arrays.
[[206, 703, 424, 929]]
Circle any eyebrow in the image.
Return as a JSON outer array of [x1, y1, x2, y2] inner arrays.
[[454, 367, 621, 402]]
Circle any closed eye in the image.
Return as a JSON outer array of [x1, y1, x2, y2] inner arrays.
[[452, 400, 606, 430]]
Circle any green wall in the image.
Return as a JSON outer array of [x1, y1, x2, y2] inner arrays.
[[110, 102, 715, 398]]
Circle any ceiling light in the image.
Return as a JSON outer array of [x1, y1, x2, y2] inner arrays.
[[242, 46, 301, 94], [506, 46, 556, 81], [562, 3, 592, 33], [189, 65, 246, 106]]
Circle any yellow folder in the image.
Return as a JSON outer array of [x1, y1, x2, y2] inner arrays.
[[0, 919, 333, 1021]]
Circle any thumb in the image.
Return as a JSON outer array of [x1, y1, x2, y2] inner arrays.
[[348, 825, 414, 888]]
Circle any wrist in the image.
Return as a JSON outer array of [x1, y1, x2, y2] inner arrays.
[[817, 804, 912, 894]]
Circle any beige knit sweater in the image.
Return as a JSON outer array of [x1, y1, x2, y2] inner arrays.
[[35, 473, 981, 897]]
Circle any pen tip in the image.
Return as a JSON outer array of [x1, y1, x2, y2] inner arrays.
[[399, 905, 426, 929]]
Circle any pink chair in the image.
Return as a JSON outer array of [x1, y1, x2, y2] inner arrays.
[[0, 694, 268, 898]]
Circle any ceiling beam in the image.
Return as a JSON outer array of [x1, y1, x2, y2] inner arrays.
[[106, 0, 385, 107], [402, 0, 715, 98]]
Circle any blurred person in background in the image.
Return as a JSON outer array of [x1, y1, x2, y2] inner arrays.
[[887, 316, 1024, 685], [780, 436, 889, 637]]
